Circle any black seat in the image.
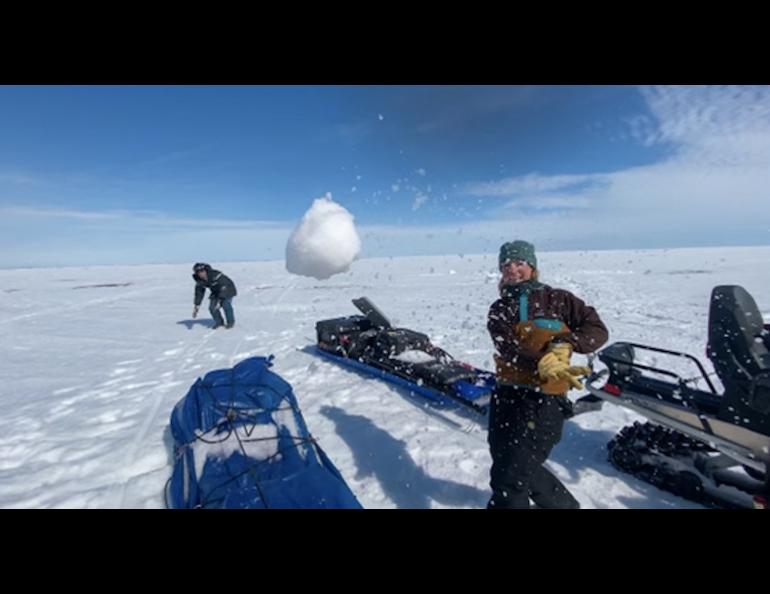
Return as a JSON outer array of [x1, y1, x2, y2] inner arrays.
[[707, 286, 770, 387], [707, 285, 770, 431]]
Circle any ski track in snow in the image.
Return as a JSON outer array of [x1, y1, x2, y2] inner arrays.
[[113, 322, 216, 507], [1, 248, 768, 508]]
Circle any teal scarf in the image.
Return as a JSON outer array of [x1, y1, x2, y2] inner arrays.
[[500, 280, 544, 300]]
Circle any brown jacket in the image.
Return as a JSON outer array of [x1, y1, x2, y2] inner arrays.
[[488, 281, 608, 393]]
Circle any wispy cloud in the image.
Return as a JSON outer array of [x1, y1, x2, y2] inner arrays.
[[138, 144, 213, 167], [464, 173, 609, 197], [501, 195, 594, 212], [0, 172, 42, 186], [0, 207, 123, 221], [415, 86, 541, 134], [457, 85, 770, 246], [622, 114, 659, 147], [336, 120, 373, 145], [0, 206, 291, 229], [0, 206, 296, 267], [639, 85, 770, 147]]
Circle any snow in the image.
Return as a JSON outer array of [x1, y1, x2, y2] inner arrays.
[[1, 245, 769, 508], [285, 194, 361, 280], [190, 423, 280, 479], [392, 350, 437, 364]]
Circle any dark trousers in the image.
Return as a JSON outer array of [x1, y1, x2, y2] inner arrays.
[[209, 297, 235, 327], [487, 385, 579, 509]]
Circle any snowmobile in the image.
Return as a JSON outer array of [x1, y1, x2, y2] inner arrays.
[[313, 297, 495, 414], [584, 285, 770, 509]]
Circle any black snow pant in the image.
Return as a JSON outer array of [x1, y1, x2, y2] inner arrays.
[[487, 384, 579, 509]]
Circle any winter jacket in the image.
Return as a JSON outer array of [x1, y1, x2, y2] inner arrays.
[[193, 266, 237, 306], [488, 280, 608, 394]]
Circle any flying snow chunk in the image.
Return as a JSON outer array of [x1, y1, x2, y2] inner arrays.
[[412, 193, 428, 211], [285, 194, 361, 280]]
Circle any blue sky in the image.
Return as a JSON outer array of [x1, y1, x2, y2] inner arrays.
[[1, 85, 769, 267]]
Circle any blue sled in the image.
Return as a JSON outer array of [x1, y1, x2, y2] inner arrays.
[[308, 345, 493, 415], [166, 355, 362, 509]]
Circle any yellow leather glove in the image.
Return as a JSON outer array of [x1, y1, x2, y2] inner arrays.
[[549, 343, 573, 365], [538, 343, 592, 390], [560, 367, 593, 390], [538, 351, 569, 380]]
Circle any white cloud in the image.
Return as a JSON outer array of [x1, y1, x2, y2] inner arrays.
[[641, 85, 770, 146], [459, 85, 770, 247], [502, 195, 593, 211], [0, 207, 123, 221], [0, 172, 39, 186], [0, 206, 290, 229], [464, 172, 610, 197]]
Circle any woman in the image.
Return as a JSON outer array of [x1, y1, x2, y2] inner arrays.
[[487, 240, 608, 509]]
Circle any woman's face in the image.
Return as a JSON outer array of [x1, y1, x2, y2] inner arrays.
[[500, 260, 534, 285]]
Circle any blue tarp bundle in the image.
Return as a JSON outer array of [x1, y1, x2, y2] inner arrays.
[[166, 356, 362, 509]]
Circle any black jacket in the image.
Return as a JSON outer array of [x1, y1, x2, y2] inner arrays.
[[193, 266, 237, 305]]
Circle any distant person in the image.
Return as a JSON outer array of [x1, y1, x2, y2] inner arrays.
[[487, 240, 608, 509], [192, 263, 237, 329]]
